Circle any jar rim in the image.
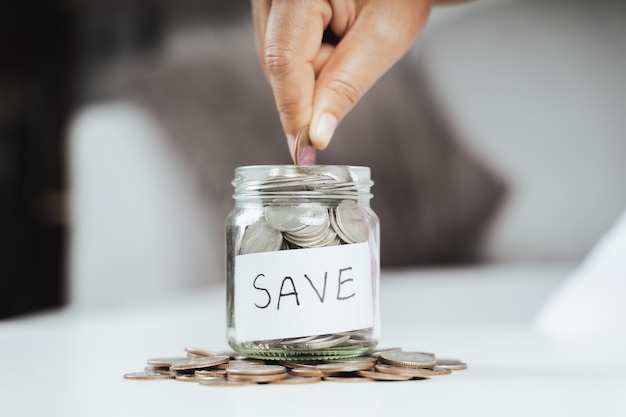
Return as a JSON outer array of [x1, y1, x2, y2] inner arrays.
[[232, 165, 373, 199]]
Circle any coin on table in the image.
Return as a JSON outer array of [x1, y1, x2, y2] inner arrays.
[[195, 369, 226, 378], [294, 125, 316, 165], [144, 365, 169, 372], [270, 375, 322, 385], [219, 351, 252, 360], [123, 371, 175, 381], [356, 370, 413, 381], [375, 364, 451, 377], [278, 359, 320, 369], [368, 347, 402, 359], [199, 378, 254, 387], [216, 359, 265, 369], [239, 220, 283, 254], [326, 356, 378, 366], [228, 372, 289, 383], [175, 374, 200, 382], [435, 358, 468, 371], [226, 365, 287, 376], [146, 357, 188, 367], [290, 367, 324, 378], [315, 361, 374, 373], [378, 351, 437, 369], [184, 347, 220, 357], [323, 376, 374, 383], [170, 355, 230, 371]]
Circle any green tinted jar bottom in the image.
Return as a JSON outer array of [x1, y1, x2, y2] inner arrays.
[[230, 342, 377, 361], [228, 328, 378, 360]]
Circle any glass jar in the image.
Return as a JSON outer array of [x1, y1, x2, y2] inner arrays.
[[226, 165, 380, 360]]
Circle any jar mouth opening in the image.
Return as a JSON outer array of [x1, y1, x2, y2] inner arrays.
[[232, 165, 373, 199]]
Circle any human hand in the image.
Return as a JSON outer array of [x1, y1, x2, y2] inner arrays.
[[252, 0, 431, 159]]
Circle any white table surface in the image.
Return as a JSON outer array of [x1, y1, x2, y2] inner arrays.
[[2, 263, 625, 417]]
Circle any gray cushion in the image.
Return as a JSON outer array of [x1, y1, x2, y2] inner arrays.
[[116, 28, 505, 267]]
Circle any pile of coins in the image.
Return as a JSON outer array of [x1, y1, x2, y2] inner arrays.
[[239, 198, 369, 254], [123, 347, 467, 386]]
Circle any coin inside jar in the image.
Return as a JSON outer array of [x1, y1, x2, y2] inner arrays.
[[239, 220, 283, 255]]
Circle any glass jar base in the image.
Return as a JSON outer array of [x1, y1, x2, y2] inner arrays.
[[231, 343, 377, 361]]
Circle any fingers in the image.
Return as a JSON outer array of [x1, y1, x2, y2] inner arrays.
[[262, 0, 332, 157], [313, 43, 334, 77], [309, 0, 431, 149], [252, 0, 432, 153]]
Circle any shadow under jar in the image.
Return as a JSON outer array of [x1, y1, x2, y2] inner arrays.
[[226, 165, 380, 360]]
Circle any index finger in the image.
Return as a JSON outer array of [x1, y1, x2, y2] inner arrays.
[[263, 0, 331, 157]]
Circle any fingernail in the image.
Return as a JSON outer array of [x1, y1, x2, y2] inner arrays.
[[286, 133, 296, 161], [311, 112, 337, 149]]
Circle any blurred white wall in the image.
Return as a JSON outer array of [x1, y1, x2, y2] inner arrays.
[[415, 0, 626, 261], [68, 102, 220, 309]]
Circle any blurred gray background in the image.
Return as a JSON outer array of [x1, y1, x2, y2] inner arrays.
[[2, 0, 625, 315]]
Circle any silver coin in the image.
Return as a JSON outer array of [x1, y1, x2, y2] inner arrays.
[[239, 220, 283, 254], [315, 361, 374, 373], [218, 351, 250, 360], [265, 204, 326, 233], [290, 367, 324, 378], [356, 370, 412, 381], [198, 378, 254, 386], [435, 358, 468, 371], [325, 356, 377, 366], [323, 375, 374, 383], [216, 359, 265, 369], [242, 339, 284, 350], [378, 351, 437, 369], [270, 375, 322, 385], [196, 375, 226, 382], [146, 357, 188, 367], [278, 359, 320, 369], [288, 225, 337, 248], [144, 365, 169, 372], [283, 218, 330, 246], [123, 371, 175, 381], [175, 374, 200, 382], [195, 369, 226, 377], [170, 355, 230, 370], [228, 372, 289, 383], [368, 347, 402, 359], [279, 335, 317, 344], [291, 334, 350, 350], [375, 363, 451, 377], [184, 347, 219, 357], [225, 365, 286, 376], [333, 200, 369, 243]]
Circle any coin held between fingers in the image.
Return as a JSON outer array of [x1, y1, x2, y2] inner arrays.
[[294, 126, 316, 165]]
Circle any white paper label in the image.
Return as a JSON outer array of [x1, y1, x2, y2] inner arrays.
[[234, 242, 375, 343]]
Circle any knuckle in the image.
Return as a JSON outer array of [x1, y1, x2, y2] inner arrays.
[[275, 99, 300, 121], [325, 75, 361, 109], [264, 43, 296, 79]]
